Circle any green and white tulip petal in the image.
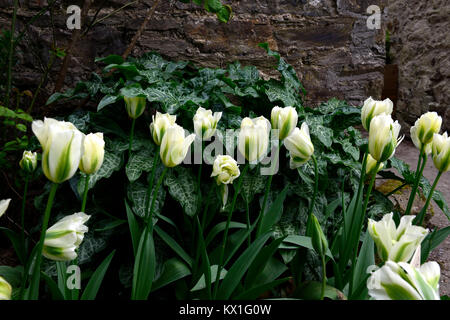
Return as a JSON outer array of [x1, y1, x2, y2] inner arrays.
[[150, 112, 177, 146], [238, 116, 271, 163], [367, 261, 440, 300], [368, 114, 403, 162], [19, 150, 38, 173], [270, 106, 298, 140], [365, 154, 384, 175], [43, 212, 91, 261], [368, 213, 428, 262], [211, 155, 240, 185], [0, 198, 11, 218], [193, 107, 222, 141], [361, 96, 393, 131], [124, 96, 146, 119], [32, 118, 84, 184], [310, 214, 328, 257], [410, 112, 442, 155], [284, 122, 314, 169], [160, 124, 196, 168], [432, 132, 450, 172], [0, 276, 12, 300], [79, 132, 105, 175]]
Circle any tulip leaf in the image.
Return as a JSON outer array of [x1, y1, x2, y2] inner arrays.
[[205, 221, 247, 247], [164, 167, 199, 217], [81, 250, 115, 300], [235, 277, 289, 300], [152, 258, 191, 292], [350, 230, 374, 300], [421, 226, 450, 264], [132, 229, 156, 300], [154, 225, 193, 268], [257, 186, 288, 237], [191, 265, 227, 292], [125, 199, 142, 256]]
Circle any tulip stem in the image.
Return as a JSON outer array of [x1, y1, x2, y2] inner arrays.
[[81, 174, 90, 213], [147, 167, 168, 231], [306, 154, 319, 236], [245, 199, 251, 246], [213, 163, 249, 299], [256, 142, 281, 238], [144, 148, 160, 221], [128, 118, 136, 160], [320, 254, 327, 300], [414, 171, 443, 226], [29, 182, 58, 300], [405, 145, 426, 215], [20, 174, 30, 259]]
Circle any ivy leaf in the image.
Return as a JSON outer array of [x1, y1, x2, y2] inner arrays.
[[127, 179, 166, 219], [126, 147, 156, 182], [164, 167, 199, 217], [77, 151, 123, 196]]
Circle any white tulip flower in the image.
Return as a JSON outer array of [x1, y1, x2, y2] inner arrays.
[[19, 150, 38, 173], [361, 97, 393, 131], [270, 106, 298, 140], [150, 112, 177, 146], [284, 122, 314, 169], [124, 96, 146, 119], [365, 154, 384, 175], [368, 114, 404, 162], [0, 199, 11, 218], [0, 276, 12, 300], [410, 112, 442, 155], [79, 133, 105, 175], [432, 132, 450, 172], [193, 107, 222, 141], [211, 155, 240, 208], [368, 213, 428, 262], [160, 124, 196, 168], [367, 261, 440, 300], [238, 116, 271, 163], [43, 212, 91, 261], [32, 118, 84, 184]]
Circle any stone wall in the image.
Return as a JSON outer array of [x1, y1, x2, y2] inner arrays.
[[0, 0, 386, 110], [388, 0, 450, 131]]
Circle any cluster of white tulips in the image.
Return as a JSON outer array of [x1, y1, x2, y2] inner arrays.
[[360, 97, 450, 300]]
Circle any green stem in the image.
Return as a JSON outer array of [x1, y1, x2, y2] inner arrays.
[[414, 171, 443, 226], [147, 167, 168, 231], [213, 163, 249, 299], [245, 199, 251, 246], [20, 174, 29, 257], [144, 148, 160, 221], [128, 118, 136, 160], [349, 160, 380, 296], [306, 154, 319, 236], [81, 174, 90, 212], [5, 0, 18, 107], [405, 145, 425, 215], [320, 254, 327, 300], [256, 143, 281, 237], [385, 182, 407, 197], [195, 215, 212, 300], [28, 182, 58, 300]]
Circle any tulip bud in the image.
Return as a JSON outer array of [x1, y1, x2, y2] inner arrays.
[[365, 154, 384, 175], [367, 261, 440, 300], [193, 107, 222, 141], [124, 96, 146, 119], [310, 214, 328, 257], [160, 124, 196, 167], [284, 122, 314, 169], [361, 97, 393, 131], [0, 199, 11, 218], [0, 276, 12, 300], [211, 155, 240, 185], [410, 112, 442, 155], [238, 116, 271, 163], [32, 118, 84, 184], [368, 213, 428, 262], [43, 212, 90, 261], [150, 112, 177, 146], [19, 150, 37, 173], [79, 133, 105, 175], [432, 132, 450, 172], [271, 106, 298, 140], [368, 114, 404, 162]]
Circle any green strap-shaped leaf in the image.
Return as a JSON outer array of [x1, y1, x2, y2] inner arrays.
[[152, 258, 191, 292], [81, 250, 116, 300]]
